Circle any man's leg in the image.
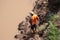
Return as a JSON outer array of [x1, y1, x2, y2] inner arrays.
[[33, 24, 37, 33]]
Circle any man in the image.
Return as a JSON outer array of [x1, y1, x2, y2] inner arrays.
[[30, 11, 39, 33]]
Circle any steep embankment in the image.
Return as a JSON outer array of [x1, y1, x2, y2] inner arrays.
[[15, 0, 60, 40]]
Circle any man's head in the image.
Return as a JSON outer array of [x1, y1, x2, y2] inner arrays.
[[29, 11, 34, 16]]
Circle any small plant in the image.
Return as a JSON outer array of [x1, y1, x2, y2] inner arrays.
[[45, 21, 60, 40], [48, 14, 59, 21]]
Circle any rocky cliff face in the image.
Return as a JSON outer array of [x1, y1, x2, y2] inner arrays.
[[14, 0, 60, 40]]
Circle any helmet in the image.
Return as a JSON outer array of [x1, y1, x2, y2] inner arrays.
[[29, 11, 34, 16]]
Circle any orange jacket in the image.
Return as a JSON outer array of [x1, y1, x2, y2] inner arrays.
[[31, 14, 38, 25]]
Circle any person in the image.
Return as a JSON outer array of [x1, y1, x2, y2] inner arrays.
[[29, 11, 39, 33]]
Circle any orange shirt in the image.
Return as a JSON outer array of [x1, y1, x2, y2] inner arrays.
[[31, 14, 38, 24]]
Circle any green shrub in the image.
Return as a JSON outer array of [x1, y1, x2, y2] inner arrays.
[[48, 14, 59, 21], [45, 21, 60, 40]]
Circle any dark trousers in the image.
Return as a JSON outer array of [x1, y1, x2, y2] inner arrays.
[[31, 24, 36, 30]]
